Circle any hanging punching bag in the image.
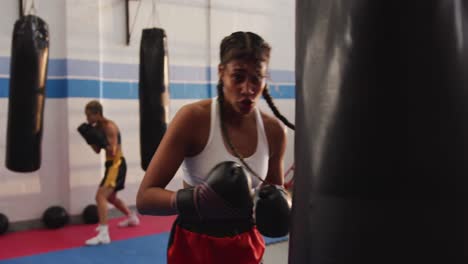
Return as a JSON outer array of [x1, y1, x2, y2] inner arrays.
[[139, 28, 170, 171], [291, 1, 468, 263], [6, 15, 49, 172]]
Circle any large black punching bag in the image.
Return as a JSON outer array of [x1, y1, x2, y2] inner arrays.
[[291, 1, 468, 263], [6, 15, 49, 172], [139, 28, 170, 171]]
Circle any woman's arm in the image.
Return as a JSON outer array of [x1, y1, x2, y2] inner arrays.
[[264, 117, 287, 186], [137, 105, 196, 215]]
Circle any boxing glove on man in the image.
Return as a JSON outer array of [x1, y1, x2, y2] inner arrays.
[[254, 184, 291, 238], [77, 123, 109, 149], [174, 161, 254, 222]]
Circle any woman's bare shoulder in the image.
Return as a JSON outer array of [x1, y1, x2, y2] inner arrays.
[[170, 99, 212, 154], [176, 99, 211, 119], [174, 99, 211, 121], [169, 99, 212, 134]]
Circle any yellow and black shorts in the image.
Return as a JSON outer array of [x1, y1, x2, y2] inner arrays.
[[100, 157, 127, 192]]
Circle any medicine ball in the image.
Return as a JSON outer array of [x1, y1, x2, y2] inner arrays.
[[0, 213, 9, 235], [42, 206, 69, 229], [82, 204, 99, 224]]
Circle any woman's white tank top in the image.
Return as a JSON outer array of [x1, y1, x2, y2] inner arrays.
[[182, 98, 269, 188]]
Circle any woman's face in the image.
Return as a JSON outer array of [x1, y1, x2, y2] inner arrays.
[[219, 59, 268, 115]]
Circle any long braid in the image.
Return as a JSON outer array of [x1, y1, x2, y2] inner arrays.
[[217, 81, 265, 183], [262, 86, 295, 130]]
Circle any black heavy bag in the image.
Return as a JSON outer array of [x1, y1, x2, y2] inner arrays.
[[6, 15, 49, 172], [291, 1, 468, 264], [139, 28, 170, 171]]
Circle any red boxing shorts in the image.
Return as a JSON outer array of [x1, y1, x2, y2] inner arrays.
[[167, 217, 265, 264]]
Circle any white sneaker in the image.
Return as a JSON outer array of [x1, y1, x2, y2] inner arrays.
[[85, 232, 111, 246], [118, 214, 140, 227]]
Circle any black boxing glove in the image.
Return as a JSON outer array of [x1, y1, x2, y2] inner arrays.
[[175, 161, 254, 222], [77, 123, 109, 149], [77, 123, 94, 145], [254, 184, 292, 237]]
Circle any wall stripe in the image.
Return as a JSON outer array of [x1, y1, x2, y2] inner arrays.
[[0, 57, 295, 99], [0, 78, 295, 99], [0, 57, 295, 83], [0, 78, 7, 98]]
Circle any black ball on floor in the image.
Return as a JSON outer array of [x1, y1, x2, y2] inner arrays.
[[0, 213, 9, 235], [82, 204, 99, 224], [42, 206, 69, 229]]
